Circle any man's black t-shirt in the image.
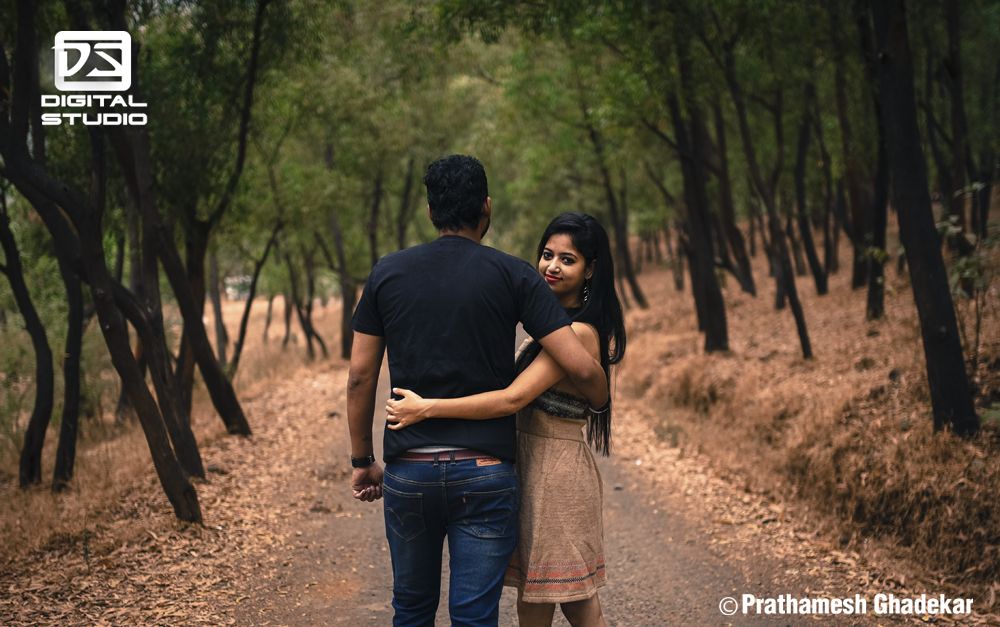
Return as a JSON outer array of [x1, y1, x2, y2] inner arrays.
[[352, 235, 571, 462]]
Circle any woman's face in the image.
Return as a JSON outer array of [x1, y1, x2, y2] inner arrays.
[[537, 233, 593, 306]]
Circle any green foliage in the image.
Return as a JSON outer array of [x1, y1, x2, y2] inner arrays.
[[948, 226, 998, 300], [3, 0, 999, 428], [0, 326, 31, 463]]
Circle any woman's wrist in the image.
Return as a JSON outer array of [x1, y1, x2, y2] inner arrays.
[[422, 399, 437, 420]]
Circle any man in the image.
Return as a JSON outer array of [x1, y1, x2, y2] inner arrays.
[[347, 154, 608, 627]]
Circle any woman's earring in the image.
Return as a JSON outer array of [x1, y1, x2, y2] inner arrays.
[[582, 280, 590, 303]]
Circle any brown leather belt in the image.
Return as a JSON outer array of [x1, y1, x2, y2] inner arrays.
[[396, 449, 493, 462]]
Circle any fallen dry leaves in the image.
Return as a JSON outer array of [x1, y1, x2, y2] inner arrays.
[[0, 360, 353, 626]]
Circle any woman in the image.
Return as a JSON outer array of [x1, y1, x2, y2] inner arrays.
[[385, 212, 626, 627]]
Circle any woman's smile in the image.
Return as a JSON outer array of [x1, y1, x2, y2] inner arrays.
[[538, 233, 591, 307]]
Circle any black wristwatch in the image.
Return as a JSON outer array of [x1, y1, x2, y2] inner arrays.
[[351, 454, 376, 468]]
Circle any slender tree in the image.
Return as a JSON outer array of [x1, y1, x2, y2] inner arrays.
[[793, 82, 828, 295], [869, 0, 977, 435], [0, 189, 54, 488]]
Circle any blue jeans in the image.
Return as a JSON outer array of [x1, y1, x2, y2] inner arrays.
[[383, 458, 518, 627]]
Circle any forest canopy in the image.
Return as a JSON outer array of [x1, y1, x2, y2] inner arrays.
[[0, 0, 997, 528]]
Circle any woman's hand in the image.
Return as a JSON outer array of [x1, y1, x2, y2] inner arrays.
[[385, 387, 432, 430]]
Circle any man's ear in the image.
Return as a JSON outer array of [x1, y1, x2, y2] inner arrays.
[[483, 196, 492, 220]]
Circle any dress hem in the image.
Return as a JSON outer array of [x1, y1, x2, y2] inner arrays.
[[502, 579, 606, 604]]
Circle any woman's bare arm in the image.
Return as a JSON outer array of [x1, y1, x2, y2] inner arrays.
[[385, 322, 600, 430]]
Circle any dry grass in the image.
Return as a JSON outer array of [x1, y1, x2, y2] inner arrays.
[[620, 236, 1000, 600], [0, 294, 347, 569]]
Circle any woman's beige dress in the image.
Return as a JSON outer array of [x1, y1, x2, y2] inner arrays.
[[503, 386, 606, 603]]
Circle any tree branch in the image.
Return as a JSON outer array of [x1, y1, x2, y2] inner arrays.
[[641, 117, 680, 152], [207, 0, 271, 229]]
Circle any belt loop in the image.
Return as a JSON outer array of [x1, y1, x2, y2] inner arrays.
[[448, 450, 456, 464], [432, 452, 441, 466]]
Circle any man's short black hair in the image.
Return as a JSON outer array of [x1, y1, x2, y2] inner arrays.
[[423, 154, 488, 232]]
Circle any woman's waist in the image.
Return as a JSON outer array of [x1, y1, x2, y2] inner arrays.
[[517, 409, 586, 442]]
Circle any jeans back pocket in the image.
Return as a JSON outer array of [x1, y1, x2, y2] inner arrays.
[[462, 486, 517, 539], [384, 484, 426, 542]]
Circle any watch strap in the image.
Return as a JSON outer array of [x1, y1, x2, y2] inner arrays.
[[351, 454, 376, 468]]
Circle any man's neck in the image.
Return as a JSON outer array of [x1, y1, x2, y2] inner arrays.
[[438, 228, 482, 243]]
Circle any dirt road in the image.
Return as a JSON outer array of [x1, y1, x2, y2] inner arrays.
[[231, 364, 898, 626], [1, 360, 952, 625]]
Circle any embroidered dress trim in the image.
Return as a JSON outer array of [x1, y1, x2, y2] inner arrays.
[[529, 388, 588, 420]]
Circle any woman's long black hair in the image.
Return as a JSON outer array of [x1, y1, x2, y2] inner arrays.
[[514, 212, 626, 456]]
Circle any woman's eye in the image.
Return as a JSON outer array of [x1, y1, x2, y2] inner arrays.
[[542, 251, 553, 260], [561, 257, 575, 265]]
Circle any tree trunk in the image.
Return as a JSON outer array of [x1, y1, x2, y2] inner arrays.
[[870, 0, 977, 435], [115, 191, 143, 423], [229, 220, 281, 378], [174, 223, 208, 422], [833, 179, 846, 271], [1, 7, 55, 488], [79, 221, 203, 520], [158, 221, 251, 435], [784, 201, 807, 276], [723, 40, 812, 358], [857, 8, 890, 320], [282, 291, 294, 348], [303, 250, 328, 358], [81, 244, 202, 519], [943, 0, 969, 238], [208, 249, 229, 369], [0, 140, 201, 522], [51, 256, 83, 491], [971, 62, 997, 240], [263, 293, 274, 343], [0, 84, 202, 523], [52, 102, 107, 489], [368, 168, 383, 267], [323, 141, 360, 359], [712, 101, 756, 296], [1, 203, 55, 488], [827, 0, 870, 289], [588, 134, 648, 308], [794, 84, 829, 295], [339, 277, 357, 359], [671, 24, 728, 351], [669, 223, 685, 292], [574, 74, 648, 308], [812, 97, 838, 274], [396, 156, 416, 250], [285, 252, 314, 360], [921, 33, 955, 229], [614, 248, 633, 310], [173, 0, 269, 414], [770, 210, 812, 357], [284, 250, 328, 361], [645, 168, 685, 292], [107, 128, 206, 476]]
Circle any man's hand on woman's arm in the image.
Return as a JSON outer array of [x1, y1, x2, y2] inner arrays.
[[347, 331, 386, 502]]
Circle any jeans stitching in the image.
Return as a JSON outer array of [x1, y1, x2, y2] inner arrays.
[[385, 469, 515, 487]]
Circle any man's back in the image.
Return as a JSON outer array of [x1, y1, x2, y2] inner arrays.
[[352, 235, 569, 461]]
